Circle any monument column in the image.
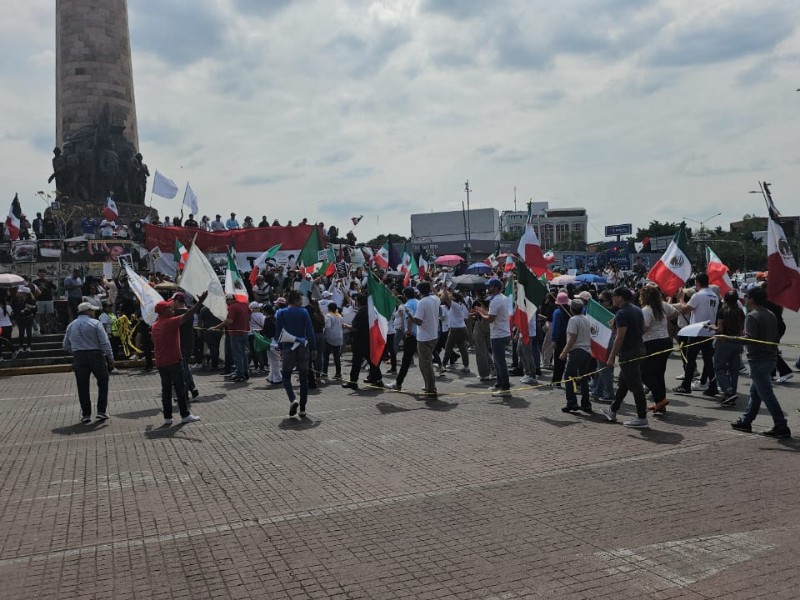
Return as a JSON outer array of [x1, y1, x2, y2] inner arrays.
[[56, 0, 139, 149]]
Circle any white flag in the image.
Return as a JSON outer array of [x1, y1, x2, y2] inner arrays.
[[124, 264, 163, 325], [153, 170, 179, 199], [182, 182, 199, 215], [178, 244, 227, 321]]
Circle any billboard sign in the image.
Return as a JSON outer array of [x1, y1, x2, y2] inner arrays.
[[605, 224, 632, 237]]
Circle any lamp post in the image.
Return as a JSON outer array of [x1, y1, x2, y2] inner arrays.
[[463, 180, 472, 263], [682, 212, 722, 269]]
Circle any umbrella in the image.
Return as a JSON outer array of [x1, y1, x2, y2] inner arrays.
[[465, 262, 491, 275], [154, 281, 179, 291], [575, 273, 607, 285], [434, 254, 465, 267], [0, 273, 25, 288], [678, 321, 714, 337], [451, 274, 488, 291], [550, 274, 577, 286]]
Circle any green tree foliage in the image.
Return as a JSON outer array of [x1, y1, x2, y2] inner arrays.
[[366, 233, 408, 247]]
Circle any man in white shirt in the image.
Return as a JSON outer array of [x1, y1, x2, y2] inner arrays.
[[474, 278, 512, 397], [674, 273, 718, 395], [413, 281, 441, 398]]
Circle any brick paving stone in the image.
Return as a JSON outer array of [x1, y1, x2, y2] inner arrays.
[[0, 331, 799, 598]]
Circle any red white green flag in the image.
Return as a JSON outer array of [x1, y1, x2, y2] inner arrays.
[[374, 243, 390, 269], [224, 246, 248, 302], [647, 223, 691, 297], [367, 270, 398, 366], [174, 239, 189, 270], [586, 299, 614, 363], [706, 247, 733, 296]]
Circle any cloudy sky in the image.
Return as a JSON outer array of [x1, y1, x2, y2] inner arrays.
[[2, 0, 799, 243]]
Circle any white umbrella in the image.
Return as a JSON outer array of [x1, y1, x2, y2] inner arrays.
[[0, 273, 25, 288], [678, 321, 713, 337]]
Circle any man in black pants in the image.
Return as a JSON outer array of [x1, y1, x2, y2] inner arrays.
[[387, 287, 418, 391], [342, 294, 384, 389], [63, 302, 114, 423], [601, 287, 650, 429]]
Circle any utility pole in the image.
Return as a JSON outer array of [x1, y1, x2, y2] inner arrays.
[[464, 180, 472, 263]]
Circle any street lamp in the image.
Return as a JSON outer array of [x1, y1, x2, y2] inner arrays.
[[681, 212, 722, 269]]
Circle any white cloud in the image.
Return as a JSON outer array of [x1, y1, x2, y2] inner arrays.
[[1, 0, 800, 244]]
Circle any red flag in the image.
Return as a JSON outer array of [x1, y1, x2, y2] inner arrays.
[[249, 265, 260, 287]]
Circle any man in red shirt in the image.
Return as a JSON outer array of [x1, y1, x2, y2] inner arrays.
[[213, 294, 251, 382], [152, 291, 208, 426]]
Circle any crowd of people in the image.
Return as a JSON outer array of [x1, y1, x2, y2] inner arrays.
[[50, 257, 797, 439]]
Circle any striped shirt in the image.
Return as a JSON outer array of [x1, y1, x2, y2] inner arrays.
[[63, 315, 113, 359]]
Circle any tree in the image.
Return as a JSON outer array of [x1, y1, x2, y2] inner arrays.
[[553, 230, 587, 252], [635, 220, 692, 240], [366, 233, 407, 247]]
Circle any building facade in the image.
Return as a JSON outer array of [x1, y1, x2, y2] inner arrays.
[[500, 202, 588, 249]]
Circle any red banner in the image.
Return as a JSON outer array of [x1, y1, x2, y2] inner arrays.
[[145, 223, 321, 253]]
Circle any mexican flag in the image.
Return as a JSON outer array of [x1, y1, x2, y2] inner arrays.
[[706, 247, 733, 297], [249, 243, 282, 285], [367, 270, 398, 366], [225, 246, 248, 302], [767, 217, 800, 311], [647, 223, 691, 297], [418, 253, 429, 279], [297, 226, 324, 269], [517, 223, 548, 276], [374, 242, 390, 269], [586, 299, 614, 363], [404, 252, 419, 286], [514, 262, 548, 343], [103, 197, 119, 222], [174, 239, 189, 270]]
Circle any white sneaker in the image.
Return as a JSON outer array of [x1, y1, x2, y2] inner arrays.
[[623, 417, 649, 429], [488, 385, 499, 392], [181, 414, 201, 424], [492, 389, 512, 397], [520, 376, 533, 385], [601, 407, 617, 422], [163, 418, 174, 426], [387, 382, 401, 390], [691, 382, 706, 391], [776, 373, 794, 384]]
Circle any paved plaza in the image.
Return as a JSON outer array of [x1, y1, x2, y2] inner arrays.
[[1, 325, 799, 599]]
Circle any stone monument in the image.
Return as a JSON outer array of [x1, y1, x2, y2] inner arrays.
[[52, 0, 149, 209]]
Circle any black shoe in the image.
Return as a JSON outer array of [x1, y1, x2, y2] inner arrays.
[[342, 381, 358, 389], [370, 380, 385, 388], [289, 400, 299, 417], [231, 376, 246, 382], [731, 420, 752, 433], [580, 405, 594, 414], [191, 389, 199, 398], [673, 386, 692, 394], [702, 388, 718, 398], [561, 406, 579, 413], [386, 368, 397, 374], [80, 416, 91, 424], [718, 394, 737, 407], [762, 427, 791, 439]]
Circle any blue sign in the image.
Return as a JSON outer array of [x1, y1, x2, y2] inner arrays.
[[605, 223, 632, 237]]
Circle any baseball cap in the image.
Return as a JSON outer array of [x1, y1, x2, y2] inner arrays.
[[556, 292, 570, 305], [77, 301, 97, 313], [578, 291, 592, 303], [154, 300, 173, 314], [321, 290, 332, 298], [487, 278, 502, 289], [249, 301, 261, 310]]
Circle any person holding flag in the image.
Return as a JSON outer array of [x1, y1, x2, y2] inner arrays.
[[558, 298, 594, 413], [601, 287, 650, 429], [276, 290, 317, 417]]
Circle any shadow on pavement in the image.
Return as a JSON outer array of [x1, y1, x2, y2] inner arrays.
[[278, 417, 321, 430], [52, 421, 110, 435], [143, 423, 203, 442], [538, 417, 581, 428], [114, 407, 162, 420], [423, 399, 459, 411], [634, 429, 684, 445], [654, 412, 716, 428], [503, 397, 531, 409], [758, 439, 800, 452], [376, 402, 412, 415], [191, 393, 227, 403]]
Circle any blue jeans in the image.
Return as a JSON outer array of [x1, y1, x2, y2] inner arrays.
[[591, 362, 615, 400], [281, 344, 310, 408], [230, 335, 249, 378], [713, 339, 742, 396], [740, 358, 788, 429], [490, 336, 511, 390], [564, 348, 592, 408]]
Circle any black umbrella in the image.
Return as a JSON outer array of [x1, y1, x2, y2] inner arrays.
[[451, 274, 488, 291]]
